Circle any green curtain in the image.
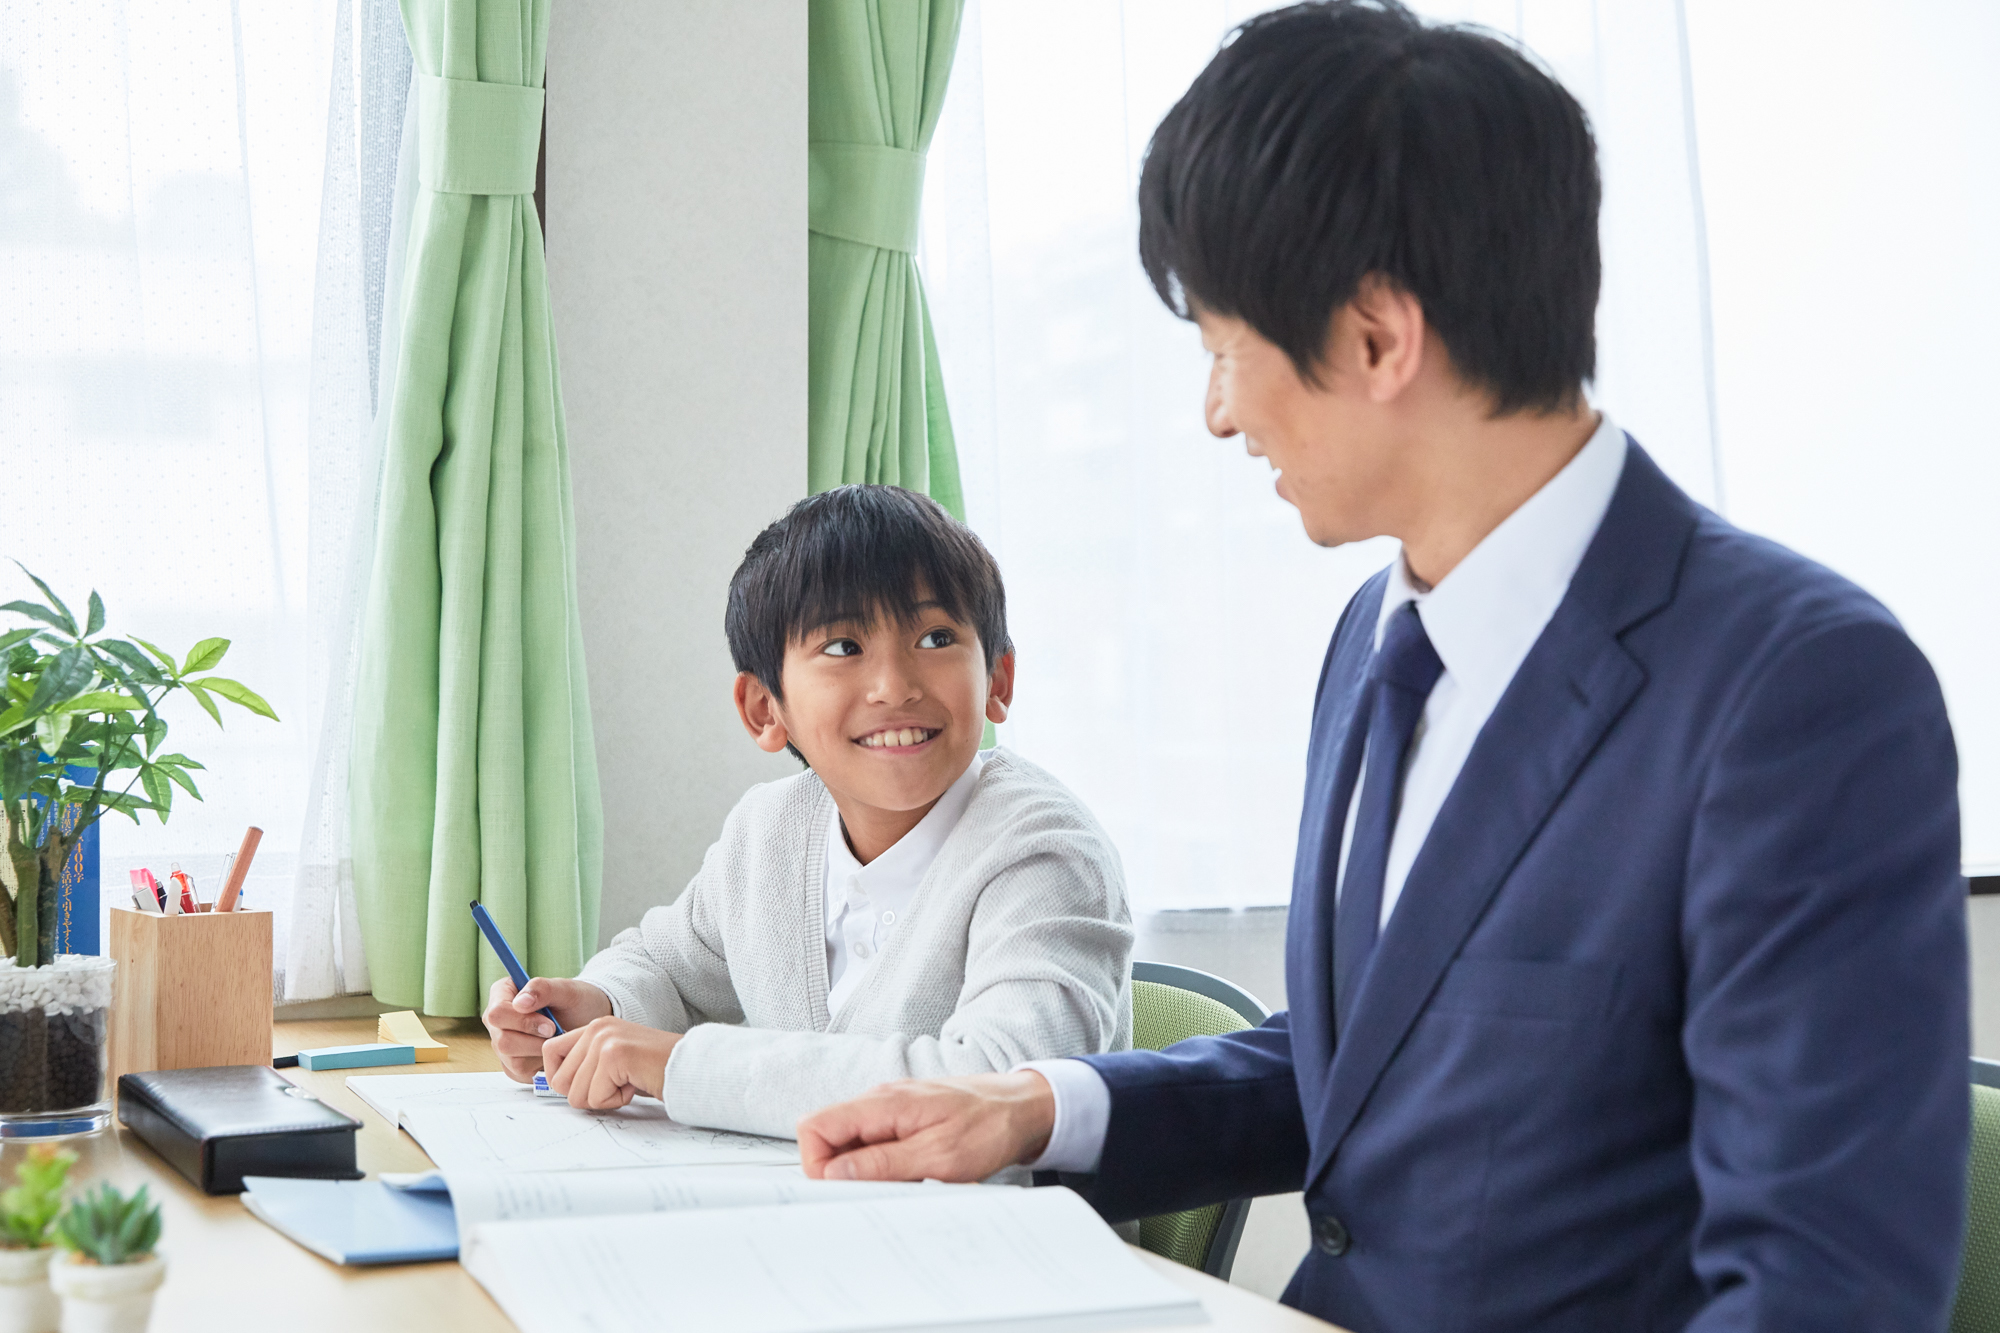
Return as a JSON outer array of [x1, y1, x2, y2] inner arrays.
[[808, 0, 966, 517], [350, 0, 602, 1016]]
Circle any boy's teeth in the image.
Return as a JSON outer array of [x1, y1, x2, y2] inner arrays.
[[863, 727, 933, 748]]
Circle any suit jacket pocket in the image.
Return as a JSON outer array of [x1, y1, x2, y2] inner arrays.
[[1428, 956, 1620, 1022]]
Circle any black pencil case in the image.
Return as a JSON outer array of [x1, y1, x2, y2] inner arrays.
[[117, 1065, 365, 1195]]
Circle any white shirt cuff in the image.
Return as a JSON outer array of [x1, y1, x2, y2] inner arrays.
[[1016, 1058, 1110, 1174]]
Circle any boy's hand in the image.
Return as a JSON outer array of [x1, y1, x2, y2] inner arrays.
[[481, 977, 615, 1083], [541, 1017, 681, 1110], [797, 1072, 1056, 1182]]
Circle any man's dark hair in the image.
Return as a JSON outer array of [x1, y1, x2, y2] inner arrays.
[[726, 485, 1011, 701], [1138, 0, 1600, 414]]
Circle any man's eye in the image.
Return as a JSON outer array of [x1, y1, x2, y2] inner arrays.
[[822, 639, 860, 657], [917, 629, 955, 649]]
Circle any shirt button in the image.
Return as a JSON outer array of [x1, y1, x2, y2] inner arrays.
[[1313, 1214, 1350, 1257], [855, 943, 873, 960], [881, 911, 895, 925]]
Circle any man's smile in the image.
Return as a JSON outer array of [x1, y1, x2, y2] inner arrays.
[[854, 726, 943, 750]]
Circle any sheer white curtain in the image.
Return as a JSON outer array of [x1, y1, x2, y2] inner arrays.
[[0, 0, 413, 991], [921, 0, 1719, 911], [0, 0, 337, 959]]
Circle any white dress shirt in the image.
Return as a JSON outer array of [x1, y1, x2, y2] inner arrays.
[[825, 749, 988, 1017], [1023, 415, 1629, 1173]]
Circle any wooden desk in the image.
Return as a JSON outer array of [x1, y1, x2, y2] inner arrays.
[[0, 1017, 1339, 1333]]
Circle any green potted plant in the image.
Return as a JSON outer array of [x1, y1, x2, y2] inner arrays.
[[0, 1144, 77, 1333], [47, 1182, 163, 1331], [0, 567, 277, 1131]]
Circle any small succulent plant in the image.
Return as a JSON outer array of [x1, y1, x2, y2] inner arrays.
[[0, 1144, 76, 1247], [52, 1182, 160, 1266]]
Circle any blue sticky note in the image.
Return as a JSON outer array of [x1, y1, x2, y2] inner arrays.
[[294, 1043, 416, 1071]]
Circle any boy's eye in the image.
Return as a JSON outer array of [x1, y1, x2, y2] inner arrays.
[[917, 628, 955, 649], [821, 639, 860, 657]]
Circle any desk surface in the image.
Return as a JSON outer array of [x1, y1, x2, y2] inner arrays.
[[0, 1016, 1340, 1333]]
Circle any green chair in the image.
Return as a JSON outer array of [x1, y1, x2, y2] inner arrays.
[[1129, 960, 1272, 1281], [1954, 1059, 2000, 1332]]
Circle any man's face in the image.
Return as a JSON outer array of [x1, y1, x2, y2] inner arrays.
[[1198, 309, 1401, 548], [766, 600, 1008, 820]]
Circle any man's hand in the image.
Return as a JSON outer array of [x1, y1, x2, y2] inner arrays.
[[481, 977, 614, 1083], [542, 1017, 680, 1111], [797, 1072, 1057, 1181]]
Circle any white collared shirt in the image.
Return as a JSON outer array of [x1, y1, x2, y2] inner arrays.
[[1024, 415, 1630, 1172], [824, 750, 988, 1017]]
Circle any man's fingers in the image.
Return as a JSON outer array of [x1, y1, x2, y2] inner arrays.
[[818, 1136, 940, 1182]]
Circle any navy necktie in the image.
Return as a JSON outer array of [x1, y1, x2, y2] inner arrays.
[[1333, 602, 1445, 1030]]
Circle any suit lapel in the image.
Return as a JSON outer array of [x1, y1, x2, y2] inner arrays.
[[1287, 574, 1386, 1119], [1302, 441, 1700, 1193]]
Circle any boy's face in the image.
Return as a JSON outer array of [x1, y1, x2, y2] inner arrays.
[[734, 596, 1014, 835]]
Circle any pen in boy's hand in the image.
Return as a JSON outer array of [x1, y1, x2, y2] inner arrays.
[[470, 901, 564, 1035]]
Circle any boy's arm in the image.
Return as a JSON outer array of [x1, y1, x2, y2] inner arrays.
[[578, 851, 745, 1033], [664, 837, 1132, 1140]]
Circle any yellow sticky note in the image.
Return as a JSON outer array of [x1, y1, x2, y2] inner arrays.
[[377, 1009, 450, 1062]]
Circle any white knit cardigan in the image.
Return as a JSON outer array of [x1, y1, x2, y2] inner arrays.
[[577, 748, 1134, 1140]]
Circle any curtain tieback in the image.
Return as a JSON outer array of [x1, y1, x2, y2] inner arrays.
[[416, 73, 544, 196], [809, 142, 927, 253]]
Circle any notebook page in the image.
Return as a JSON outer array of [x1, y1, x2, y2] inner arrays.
[[442, 1167, 942, 1250], [461, 1186, 1206, 1333], [401, 1099, 799, 1173]]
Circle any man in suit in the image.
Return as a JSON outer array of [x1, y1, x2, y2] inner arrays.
[[796, 3, 1971, 1329]]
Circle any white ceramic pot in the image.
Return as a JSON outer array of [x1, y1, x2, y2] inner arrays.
[[0, 1245, 60, 1333], [46, 1254, 163, 1333]]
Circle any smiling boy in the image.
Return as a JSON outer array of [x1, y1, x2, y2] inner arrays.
[[481, 485, 1133, 1138]]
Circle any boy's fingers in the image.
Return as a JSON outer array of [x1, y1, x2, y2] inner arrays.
[[492, 1029, 546, 1059]]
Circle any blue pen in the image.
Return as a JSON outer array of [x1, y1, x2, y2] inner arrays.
[[469, 901, 564, 1035]]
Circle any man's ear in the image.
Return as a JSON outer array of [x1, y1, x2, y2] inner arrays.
[[734, 672, 792, 754], [1336, 274, 1427, 403], [985, 651, 1016, 725]]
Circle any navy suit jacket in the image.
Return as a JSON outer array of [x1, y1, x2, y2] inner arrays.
[[1076, 441, 1969, 1332]]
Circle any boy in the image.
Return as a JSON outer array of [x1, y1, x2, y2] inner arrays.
[[482, 484, 1133, 1140]]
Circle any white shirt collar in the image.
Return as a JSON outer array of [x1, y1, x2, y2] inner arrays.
[[824, 748, 989, 894], [1375, 414, 1628, 704]]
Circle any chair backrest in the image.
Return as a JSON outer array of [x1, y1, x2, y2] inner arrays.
[[1955, 1063, 2000, 1332], [1128, 961, 1271, 1280]]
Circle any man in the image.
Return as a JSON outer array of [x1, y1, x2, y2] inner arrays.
[[796, 4, 1969, 1331]]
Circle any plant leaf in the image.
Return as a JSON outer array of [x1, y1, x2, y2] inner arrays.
[[26, 644, 93, 715], [131, 637, 178, 675], [191, 675, 278, 721], [160, 765, 201, 801], [0, 704, 26, 741], [0, 628, 36, 654], [84, 591, 104, 637], [0, 601, 71, 634], [52, 691, 136, 715], [143, 713, 167, 755], [14, 567, 77, 637], [139, 765, 172, 815], [94, 639, 164, 684], [34, 712, 73, 757], [149, 753, 204, 770], [180, 637, 228, 674], [182, 680, 221, 726]]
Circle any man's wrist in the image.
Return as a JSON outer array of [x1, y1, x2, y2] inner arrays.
[[1009, 1069, 1057, 1164], [1014, 1058, 1110, 1174]]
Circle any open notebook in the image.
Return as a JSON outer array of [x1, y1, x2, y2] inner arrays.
[[248, 1070, 1205, 1331]]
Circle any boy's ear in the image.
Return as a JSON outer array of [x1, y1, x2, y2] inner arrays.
[[985, 651, 1016, 725], [734, 672, 793, 754]]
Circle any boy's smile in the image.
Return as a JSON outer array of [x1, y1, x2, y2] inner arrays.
[[735, 593, 1014, 864]]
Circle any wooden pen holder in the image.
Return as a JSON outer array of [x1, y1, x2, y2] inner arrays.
[[108, 906, 272, 1084]]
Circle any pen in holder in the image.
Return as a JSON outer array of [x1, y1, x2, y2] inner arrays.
[[107, 906, 272, 1086]]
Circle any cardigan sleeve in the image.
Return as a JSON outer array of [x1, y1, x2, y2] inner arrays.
[[663, 823, 1132, 1140], [576, 842, 746, 1035]]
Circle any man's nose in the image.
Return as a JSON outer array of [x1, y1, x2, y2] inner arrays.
[[1205, 364, 1238, 439], [867, 655, 923, 703]]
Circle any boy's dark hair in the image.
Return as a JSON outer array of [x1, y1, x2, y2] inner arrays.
[[1138, 0, 1600, 414], [726, 485, 1012, 701]]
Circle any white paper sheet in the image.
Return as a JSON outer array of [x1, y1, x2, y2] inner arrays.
[[461, 1186, 1206, 1333], [441, 1167, 940, 1250], [347, 1071, 800, 1173]]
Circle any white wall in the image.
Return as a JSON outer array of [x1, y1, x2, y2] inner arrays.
[[546, 0, 807, 943]]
